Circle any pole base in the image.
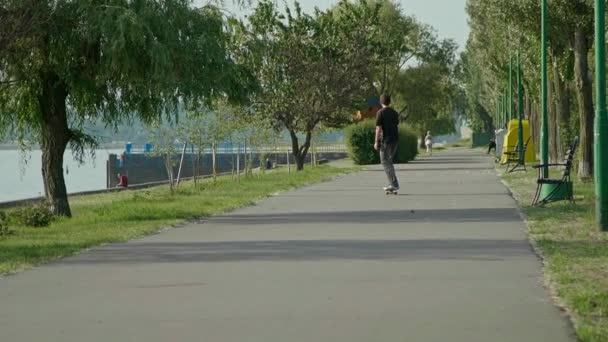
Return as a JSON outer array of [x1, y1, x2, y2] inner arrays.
[[540, 182, 573, 203]]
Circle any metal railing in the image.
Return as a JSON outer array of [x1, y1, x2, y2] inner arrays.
[[124, 143, 347, 154]]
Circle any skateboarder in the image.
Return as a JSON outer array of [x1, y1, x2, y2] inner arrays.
[[374, 94, 400, 193]]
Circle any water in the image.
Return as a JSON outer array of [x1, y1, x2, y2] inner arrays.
[[0, 149, 123, 202], [0, 143, 347, 203]]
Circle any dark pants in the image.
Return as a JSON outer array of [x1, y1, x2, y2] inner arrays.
[[380, 141, 399, 188]]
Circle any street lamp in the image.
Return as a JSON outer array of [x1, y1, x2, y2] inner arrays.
[[509, 56, 514, 123], [541, 0, 549, 178], [594, 0, 608, 230], [517, 52, 525, 165]]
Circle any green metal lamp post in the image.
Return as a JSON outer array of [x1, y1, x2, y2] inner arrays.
[[502, 89, 509, 130], [503, 96, 506, 128], [503, 93, 506, 128], [595, 0, 608, 230], [498, 94, 502, 129], [497, 97, 501, 129], [541, 0, 549, 178], [517, 52, 525, 164], [509, 57, 514, 122]]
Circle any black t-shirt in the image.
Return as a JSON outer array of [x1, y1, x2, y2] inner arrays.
[[376, 106, 399, 144]]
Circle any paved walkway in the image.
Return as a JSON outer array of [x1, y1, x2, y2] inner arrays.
[[0, 149, 574, 341]]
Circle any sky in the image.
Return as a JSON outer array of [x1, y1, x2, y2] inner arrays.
[[203, 0, 470, 51]]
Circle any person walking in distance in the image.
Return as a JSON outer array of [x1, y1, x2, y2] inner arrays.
[[374, 94, 400, 192], [425, 131, 433, 155]]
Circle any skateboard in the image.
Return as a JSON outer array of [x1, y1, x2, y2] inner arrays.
[[385, 189, 398, 195]]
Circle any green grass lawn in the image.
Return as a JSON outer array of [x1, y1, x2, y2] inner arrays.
[[0, 165, 356, 275], [501, 167, 608, 342]]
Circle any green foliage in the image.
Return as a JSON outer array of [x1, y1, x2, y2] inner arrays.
[[340, 1, 460, 137], [345, 119, 418, 165], [0, 211, 12, 236], [463, 0, 593, 168], [148, 122, 180, 192], [0, 0, 256, 215], [11, 202, 54, 228], [239, 0, 380, 169], [394, 62, 458, 136], [395, 126, 419, 163], [346, 120, 378, 165]]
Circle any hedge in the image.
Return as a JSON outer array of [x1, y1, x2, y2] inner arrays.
[[345, 119, 418, 165]]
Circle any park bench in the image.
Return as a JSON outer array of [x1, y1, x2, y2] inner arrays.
[[504, 136, 532, 173], [531, 136, 579, 206]]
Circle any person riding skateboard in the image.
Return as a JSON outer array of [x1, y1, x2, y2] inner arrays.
[[374, 94, 400, 192]]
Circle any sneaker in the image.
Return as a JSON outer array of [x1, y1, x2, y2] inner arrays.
[[383, 185, 399, 191]]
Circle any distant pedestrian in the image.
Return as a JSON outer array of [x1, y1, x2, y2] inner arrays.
[[494, 127, 508, 163], [425, 131, 433, 155], [116, 173, 128, 188], [488, 135, 497, 154], [374, 94, 400, 192]]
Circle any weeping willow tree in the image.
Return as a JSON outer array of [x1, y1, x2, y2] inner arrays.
[[0, 0, 255, 216]]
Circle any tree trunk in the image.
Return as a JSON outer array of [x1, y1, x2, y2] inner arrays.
[[212, 142, 217, 180], [194, 150, 202, 187], [243, 142, 248, 177], [289, 130, 311, 171], [39, 73, 71, 217], [524, 96, 539, 154], [573, 27, 595, 179], [231, 142, 235, 179], [547, 73, 559, 163], [164, 154, 174, 194], [419, 133, 425, 149], [250, 146, 254, 176], [236, 145, 240, 180], [551, 51, 572, 159]]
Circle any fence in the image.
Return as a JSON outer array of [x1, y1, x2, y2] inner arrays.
[[107, 147, 348, 188], [123, 143, 348, 155]]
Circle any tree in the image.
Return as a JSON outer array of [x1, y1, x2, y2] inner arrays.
[[340, 0, 423, 96], [239, 0, 378, 171], [185, 106, 233, 180], [553, 0, 594, 179], [0, 0, 46, 53], [394, 62, 458, 146], [464, 0, 595, 179], [0, 1, 254, 216], [177, 114, 212, 187], [148, 123, 179, 194]]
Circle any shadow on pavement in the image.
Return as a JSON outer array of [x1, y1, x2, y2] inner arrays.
[[59, 239, 534, 265], [363, 167, 493, 172], [209, 208, 520, 225], [409, 159, 487, 164], [299, 190, 509, 196]]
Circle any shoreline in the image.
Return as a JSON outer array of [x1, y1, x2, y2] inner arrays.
[[0, 143, 126, 151]]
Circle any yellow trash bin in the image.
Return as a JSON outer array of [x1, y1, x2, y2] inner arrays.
[[501, 120, 536, 164]]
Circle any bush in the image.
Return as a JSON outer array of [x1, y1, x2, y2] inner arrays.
[[345, 119, 418, 165], [395, 125, 419, 163], [0, 211, 12, 236], [12, 202, 54, 227]]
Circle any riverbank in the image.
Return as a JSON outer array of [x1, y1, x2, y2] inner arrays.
[[0, 143, 127, 151], [0, 165, 357, 275], [0, 149, 123, 203]]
